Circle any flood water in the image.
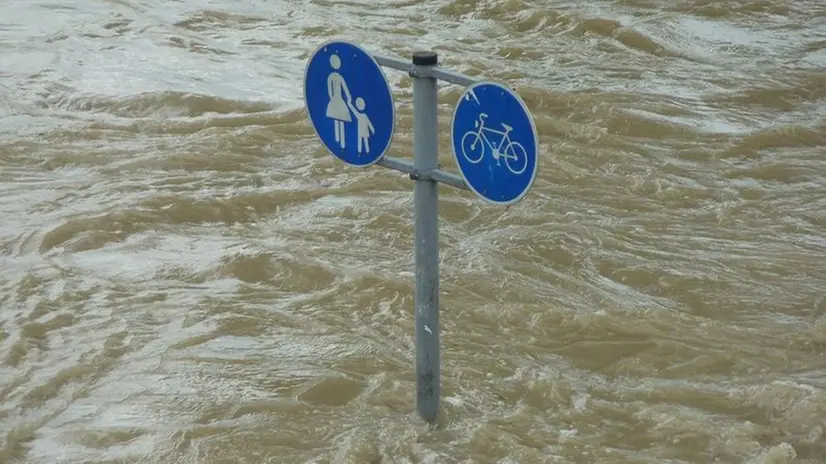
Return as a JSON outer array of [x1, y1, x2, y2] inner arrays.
[[1, 0, 825, 463]]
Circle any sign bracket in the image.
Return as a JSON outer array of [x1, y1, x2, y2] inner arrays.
[[376, 156, 468, 191]]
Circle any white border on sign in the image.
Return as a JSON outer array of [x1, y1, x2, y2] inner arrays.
[[303, 39, 396, 168], [450, 80, 539, 207]]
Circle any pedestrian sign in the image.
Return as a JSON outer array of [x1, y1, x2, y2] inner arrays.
[[304, 41, 396, 167]]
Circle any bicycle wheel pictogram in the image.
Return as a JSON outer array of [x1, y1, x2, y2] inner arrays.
[[460, 131, 485, 164], [504, 141, 528, 175]]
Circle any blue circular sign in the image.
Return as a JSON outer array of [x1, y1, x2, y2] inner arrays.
[[450, 81, 539, 205], [304, 41, 395, 167]]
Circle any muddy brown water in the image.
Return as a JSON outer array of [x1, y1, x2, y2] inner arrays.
[[1, 0, 825, 463]]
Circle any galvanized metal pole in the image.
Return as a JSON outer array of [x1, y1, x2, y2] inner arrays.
[[411, 50, 440, 424]]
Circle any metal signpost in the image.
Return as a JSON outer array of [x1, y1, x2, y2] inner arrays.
[[303, 40, 539, 424]]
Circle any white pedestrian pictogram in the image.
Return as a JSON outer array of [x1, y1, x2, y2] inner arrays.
[[349, 97, 375, 154], [326, 53, 353, 149], [324, 53, 375, 154]]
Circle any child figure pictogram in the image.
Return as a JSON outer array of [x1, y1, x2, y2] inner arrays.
[[349, 97, 375, 154]]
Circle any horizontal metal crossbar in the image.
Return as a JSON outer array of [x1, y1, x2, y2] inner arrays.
[[373, 54, 478, 88], [377, 156, 468, 191]]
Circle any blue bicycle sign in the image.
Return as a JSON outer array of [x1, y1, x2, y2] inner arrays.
[[450, 81, 538, 206], [460, 112, 528, 175]]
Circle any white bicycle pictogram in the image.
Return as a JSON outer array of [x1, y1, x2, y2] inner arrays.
[[460, 113, 528, 175]]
